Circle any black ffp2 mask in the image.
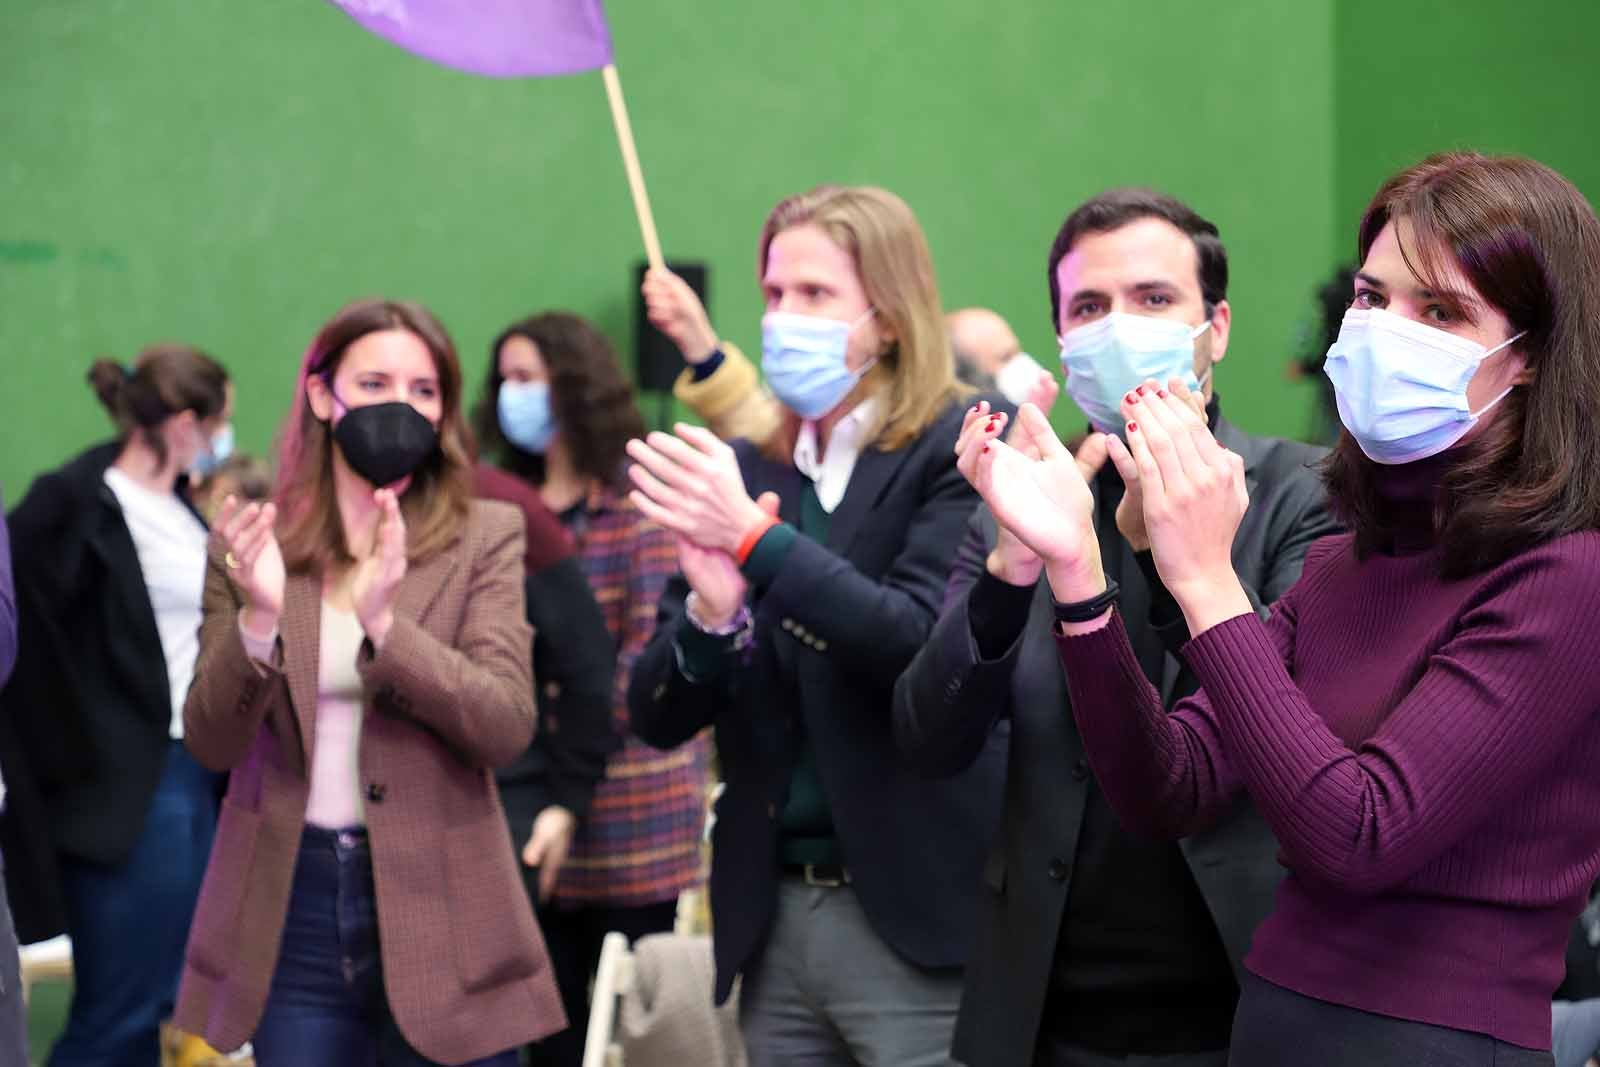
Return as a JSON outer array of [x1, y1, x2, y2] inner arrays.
[[331, 399, 439, 488]]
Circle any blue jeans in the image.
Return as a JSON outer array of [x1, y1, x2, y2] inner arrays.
[[51, 741, 220, 1067], [252, 826, 518, 1067]]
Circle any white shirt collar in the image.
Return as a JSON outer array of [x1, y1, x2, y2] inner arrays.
[[793, 394, 882, 513]]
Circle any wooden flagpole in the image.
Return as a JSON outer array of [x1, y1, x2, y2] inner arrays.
[[601, 63, 664, 272]]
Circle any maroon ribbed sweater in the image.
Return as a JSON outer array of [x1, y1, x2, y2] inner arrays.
[[1057, 459, 1600, 1050]]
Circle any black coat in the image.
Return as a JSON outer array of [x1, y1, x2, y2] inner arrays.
[[893, 414, 1338, 1067], [629, 398, 1009, 1003], [0, 442, 210, 940], [496, 560, 619, 837]]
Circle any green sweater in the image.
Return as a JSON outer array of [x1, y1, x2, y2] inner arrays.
[[676, 484, 840, 866]]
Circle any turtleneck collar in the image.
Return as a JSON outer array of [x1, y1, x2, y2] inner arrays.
[[1367, 448, 1455, 554]]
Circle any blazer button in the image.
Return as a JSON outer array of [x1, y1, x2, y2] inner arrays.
[[1047, 857, 1070, 882], [653, 682, 667, 701], [767, 802, 777, 819], [1072, 759, 1090, 781], [366, 783, 387, 804], [781, 618, 795, 632]]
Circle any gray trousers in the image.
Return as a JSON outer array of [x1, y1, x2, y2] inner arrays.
[[739, 878, 963, 1066], [1553, 1000, 1600, 1067]]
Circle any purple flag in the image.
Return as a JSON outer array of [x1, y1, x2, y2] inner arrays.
[[328, 0, 613, 78]]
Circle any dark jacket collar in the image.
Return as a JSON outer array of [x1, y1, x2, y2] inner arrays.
[[63, 439, 204, 525]]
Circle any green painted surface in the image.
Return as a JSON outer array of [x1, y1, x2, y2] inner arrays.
[[1, 0, 1336, 495], [1, 1, 1595, 492]]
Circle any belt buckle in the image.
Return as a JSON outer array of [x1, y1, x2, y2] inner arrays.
[[803, 863, 847, 888]]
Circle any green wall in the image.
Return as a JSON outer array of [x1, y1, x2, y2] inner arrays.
[[1335, 0, 1600, 253], [1, 1, 1593, 501], [0, 0, 1336, 497]]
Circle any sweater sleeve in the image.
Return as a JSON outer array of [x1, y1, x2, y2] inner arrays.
[[671, 342, 783, 445], [1056, 602, 1291, 841], [1185, 538, 1600, 894], [1066, 534, 1600, 895]]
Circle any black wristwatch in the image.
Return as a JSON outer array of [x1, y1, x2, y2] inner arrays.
[[1051, 578, 1120, 624]]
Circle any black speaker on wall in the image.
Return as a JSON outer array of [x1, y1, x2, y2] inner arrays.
[[634, 260, 708, 393]]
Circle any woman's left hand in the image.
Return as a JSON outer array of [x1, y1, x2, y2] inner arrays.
[[625, 423, 768, 553], [1106, 378, 1253, 630], [352, 488, 407, 645]]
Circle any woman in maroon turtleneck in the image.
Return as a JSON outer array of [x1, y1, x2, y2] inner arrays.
[[962, 152, 1600, 1065]]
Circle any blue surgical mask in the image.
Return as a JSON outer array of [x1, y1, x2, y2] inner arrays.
[[1059, 312, 1211, 434], [762, 309, 876, 419], [497, 380, 557, 454], [192, 422, 234, 477], [1323, 308, 1525, 465]]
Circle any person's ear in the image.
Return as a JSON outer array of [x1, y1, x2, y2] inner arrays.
[[1205, 300, 1232, 367], [306, 373, 335, 422]]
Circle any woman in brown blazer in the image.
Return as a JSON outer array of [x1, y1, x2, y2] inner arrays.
[[174, 299, 565, 1066]]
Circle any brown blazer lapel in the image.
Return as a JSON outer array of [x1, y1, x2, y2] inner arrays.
[[393, 545, 460, 632], [278, 542, 460, 769], [280, 571, 322, 770]]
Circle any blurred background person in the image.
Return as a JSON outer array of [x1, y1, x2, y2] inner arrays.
[[474, 310, 709, 1067], [190, 452, 273, 524], [2, 346, 232, 1066], [1286, 265, 1357, 446], [948, 306, 1053, 405]]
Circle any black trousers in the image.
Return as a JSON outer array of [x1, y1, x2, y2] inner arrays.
[[1230, 974, 1553, 1067]]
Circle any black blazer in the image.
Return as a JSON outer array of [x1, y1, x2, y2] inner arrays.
[[629, 398, 1009, 1003], [894, 414, 1337, 1067], [0, 442, 207, 937]]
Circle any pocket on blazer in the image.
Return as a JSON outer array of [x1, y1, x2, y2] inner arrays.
[[186, 800, 263, 980], [445, 820, 540, 993]]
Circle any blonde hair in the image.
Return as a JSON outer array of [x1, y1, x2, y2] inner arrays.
[[758, 185, 967, 458]]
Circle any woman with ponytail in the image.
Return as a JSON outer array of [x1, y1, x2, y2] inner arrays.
[[2, 344, 233, 1065]]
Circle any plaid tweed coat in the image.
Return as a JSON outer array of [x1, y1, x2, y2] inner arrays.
[[174, 500, 565, 1063]]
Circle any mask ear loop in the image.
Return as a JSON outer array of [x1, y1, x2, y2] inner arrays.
[[848, 306, 883, 377], [1466, 329, 1529, 418]]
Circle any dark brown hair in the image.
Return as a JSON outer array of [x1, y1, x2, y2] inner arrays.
[[274, 298, 474, 573], [473, 311, 645, 493], [1324, 152, 1600, 577], [87, 343, 228, 468], [1046, 187, 1229, 330]]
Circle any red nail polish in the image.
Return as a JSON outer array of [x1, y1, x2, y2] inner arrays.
[[1157, 389, 1168, 398], [970, 404, 979, 413], [982, 443, 991, 453], [1128, 421, 1138, 432], [1124, 392, 1136, 405], [1137, 385, 1150, 395]]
